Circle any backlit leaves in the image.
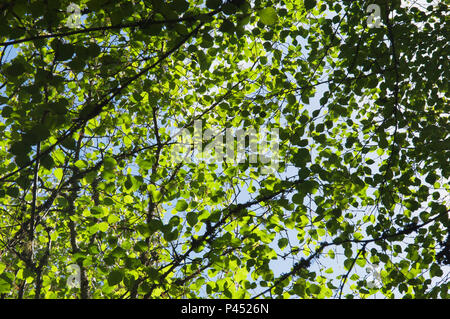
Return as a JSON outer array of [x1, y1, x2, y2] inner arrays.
[[0, 0, 447, 300]]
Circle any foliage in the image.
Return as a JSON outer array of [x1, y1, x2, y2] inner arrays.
[[0, 0, 448, 299]]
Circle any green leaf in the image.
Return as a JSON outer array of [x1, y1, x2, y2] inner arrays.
[[164, 230, 179, 242], [107, 214, 120, 224], [146, 219, 161, 232], [309, 283, 320, 294], [172, 0, 189, 12], [292, 193, 304, 204], [186, 211, 198, 227], [40, 153, 55, 170], [6, 187, 20, 198], [61, 137, 77, 150], [293, 148, 311, 167], [124, 175, 133, 190], [74, 160, 87, 169], [206, 0, 222, 10], [1, 106, 13, 118], [103, 157, 117, 172], [287, 93, 296, 105], [146, 267, 160, 280], [87, 43, 101, 58], [54, 168, 63, 181], [169, 216, 181, 227], [103, 197, 115, 206], [278, 238, 289, 249], [356, 257, 366, 268], [136, 224, 151, 237], [123, 195, 133, 204], [344, 247, 352, 258], [0, 263, 5, 274], [107, 270, 124, 286], [91, 206, 104, 216], [98, 222, 109, 232], [195, 50, 210, 70], [4, 61, 26, 77], [111, 247, 126, 258], [344, 258, 353, 270], [430, 263, 443, 278], [175, 199, 188, 211], [259, 8, 278, 25], [0, 273, 14, 294], [219, 19, 235, 34], [304, 0, 317, 11], [51, 39, 75, 61], [134, 240, 148, 252], [328, 250, 335, 259], [151, 190, 162, 202]]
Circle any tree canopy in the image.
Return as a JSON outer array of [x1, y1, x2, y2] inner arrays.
[[0, 0, 448, 299]]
